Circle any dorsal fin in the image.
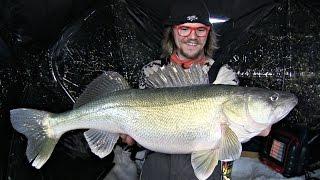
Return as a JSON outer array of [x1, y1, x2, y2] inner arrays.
[[144, 63, 209, 88], [74, 71, 130, 108]]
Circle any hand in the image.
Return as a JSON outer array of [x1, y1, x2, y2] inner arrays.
[[119, 134, 136, 146], [258, 127, 271, 137]]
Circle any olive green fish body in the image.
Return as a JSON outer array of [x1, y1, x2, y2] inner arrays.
[[52, 85, 235, 153], [10, 68, 297, 180]]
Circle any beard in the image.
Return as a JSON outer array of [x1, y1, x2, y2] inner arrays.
[[177, 40, 205, 59], [179, 49, 203, 59]]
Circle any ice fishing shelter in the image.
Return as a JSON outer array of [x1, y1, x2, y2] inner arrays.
[[0, 0, 319, 179]]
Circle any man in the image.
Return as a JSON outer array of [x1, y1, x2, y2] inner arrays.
[[121, 0, 234, 179]]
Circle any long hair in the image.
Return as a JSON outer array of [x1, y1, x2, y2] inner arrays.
[[160, 25, 218, 59]]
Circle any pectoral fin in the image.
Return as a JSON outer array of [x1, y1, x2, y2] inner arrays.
[[84, 129, 119, 158], [219, 125, 242, 161], [191, 150, 219, 180], [190, 126, 242, 180]]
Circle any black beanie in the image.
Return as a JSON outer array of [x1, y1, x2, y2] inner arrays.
[[164, 0, 211, 26]]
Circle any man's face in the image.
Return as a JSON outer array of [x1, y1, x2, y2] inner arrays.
[[173, 23, 210, 60]]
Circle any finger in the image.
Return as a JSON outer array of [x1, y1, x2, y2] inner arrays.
[[120, 134, 126, 139], [126, 136, 135, 146], [258, 127, 271, 137]]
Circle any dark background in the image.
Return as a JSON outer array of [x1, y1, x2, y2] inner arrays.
[[0, 0, 319, 179]]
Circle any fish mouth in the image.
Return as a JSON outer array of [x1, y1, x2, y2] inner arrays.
[[275, 94, 298, 121]]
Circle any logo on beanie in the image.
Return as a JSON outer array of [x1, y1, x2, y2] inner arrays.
[[186, 15, 198, 22]]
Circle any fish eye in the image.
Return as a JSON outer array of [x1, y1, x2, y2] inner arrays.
[[270, 94, 279, 101]]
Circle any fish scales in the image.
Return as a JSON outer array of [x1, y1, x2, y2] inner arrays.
[[10, 67, 297, 180], [52, 85, 234, 153]]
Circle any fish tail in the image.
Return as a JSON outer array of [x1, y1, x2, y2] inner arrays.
[[10, 108, 59, 169]]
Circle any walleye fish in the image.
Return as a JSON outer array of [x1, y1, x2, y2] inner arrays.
[[10, 64, 298, 180]]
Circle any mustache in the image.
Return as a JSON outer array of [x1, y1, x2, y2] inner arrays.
[[184, 40, 201, 44]]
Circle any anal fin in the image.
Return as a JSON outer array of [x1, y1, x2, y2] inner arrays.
[[84, 129, 119, 158]]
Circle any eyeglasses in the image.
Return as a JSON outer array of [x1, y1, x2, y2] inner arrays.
[[174, 25, 211, 37]]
